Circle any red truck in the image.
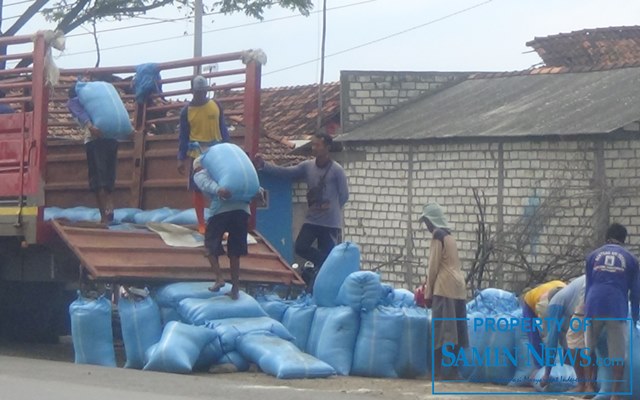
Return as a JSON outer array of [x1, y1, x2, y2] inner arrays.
[[0, 32, 301, 342]]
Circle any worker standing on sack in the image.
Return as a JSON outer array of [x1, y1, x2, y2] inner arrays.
[[177, 75, 230, 234]]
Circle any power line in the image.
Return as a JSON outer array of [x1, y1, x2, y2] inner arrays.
[[59, 0, 378, 55], [263, 0, 494, 77], [3, 0, 33, 7]]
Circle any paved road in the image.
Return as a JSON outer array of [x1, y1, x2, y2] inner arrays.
[[0, 355, 388, 400]]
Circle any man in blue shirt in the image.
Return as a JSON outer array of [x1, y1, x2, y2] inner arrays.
[[192, 156, 261, 300], [254, 133, 349, 289], [584, 223, 640, 400]]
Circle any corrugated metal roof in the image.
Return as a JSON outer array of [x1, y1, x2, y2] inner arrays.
[[51, 220, 304, 285], [338, 66, 640, 142]]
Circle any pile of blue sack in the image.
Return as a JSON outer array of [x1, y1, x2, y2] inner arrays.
[[69, 241, 431, 379], [45, 206, 212, 226]]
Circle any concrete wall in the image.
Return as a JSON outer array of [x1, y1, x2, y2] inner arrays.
[[339, 133, 640, 292], [340, 71, 469, 132]]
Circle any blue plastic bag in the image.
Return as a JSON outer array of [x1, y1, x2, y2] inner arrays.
[[336, 271, 385, 312], [113, 208, 142, 224], [76, 81, 133, 140], [396, 307, 430, 378], [390, 288, 416, 308], [467, 288, 520, 316], [281, 303, 317, 350], [162, 208, 212, 225], [306, 306, 360, 376], [178, 291, 267, 325], [59, 206, 100, 222], [118, 296, 163, 369], [256, 295, 292, 322], [143, 321, 217, 374], [69, 294, 116, 367], [134, 63, 161, 104], [351, 306, 403, 378], [205, 316, 294, 353], [133, 208, 179, 224], [43, 207, 63, 221], [154, 282, 231, 309], [313, 242, 361, 307], [238, 333, 335, 379], [200, 143, 260, 202], [215, 351, 251, 371]]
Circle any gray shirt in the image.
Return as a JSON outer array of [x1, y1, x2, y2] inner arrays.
[[262, 159, 349, 229], [545, 275, 586, 349]]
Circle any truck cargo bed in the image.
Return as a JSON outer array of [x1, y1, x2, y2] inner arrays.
[[51, 220, 303, 285]]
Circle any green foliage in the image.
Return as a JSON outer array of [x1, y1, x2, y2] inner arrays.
[[41, 0, 313, 32]]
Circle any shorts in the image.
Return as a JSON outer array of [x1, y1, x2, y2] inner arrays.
[[86, 138, 118, 192], [204, 209, 249, 257], [585, 319, 628, 360]]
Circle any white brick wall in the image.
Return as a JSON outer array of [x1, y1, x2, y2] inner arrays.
[[341, 135, 640, 292]]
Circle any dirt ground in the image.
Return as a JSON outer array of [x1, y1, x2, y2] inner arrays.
[[0, 336, 585, 400]]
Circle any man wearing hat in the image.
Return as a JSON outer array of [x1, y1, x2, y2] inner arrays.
[[177, 75, 230, 234], [418, 203, 468, 380]]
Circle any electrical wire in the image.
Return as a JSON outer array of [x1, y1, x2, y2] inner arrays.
[[59, 0, 379, 55], [263, 0, 494, 76]]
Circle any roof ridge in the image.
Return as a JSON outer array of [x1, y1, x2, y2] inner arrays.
[[468, 62, 640, 79]]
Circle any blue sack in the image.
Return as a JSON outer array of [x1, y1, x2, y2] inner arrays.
[[162, 208, 212, 225], [154, 281, 231, 309], [118, 296, 163, 369], [467, 288, 520, 316], [193, 340, 224, 372], [336, 271, 385, 312], [396, 307, 430, 378], [238, 332, 335, 379], [178, 291, 267, 325], [205, 316, 294, 353], [313, 242, 361, 307], [143, 321, 217, 374], [532, 362, 577, 393], [114, 208, 142, 224], [200, 143, 260, 202], [256, 295, 292, 322], [59, 206, 100, 222], [134, 63, 162, 104], [43, 206, 63, 221], [351, 306, 404, 378], [508, 309, 536, 387], [69, 294, 116, 367], [76, 81, 133, 140], [216, 351, 251, 371], [133, 207, 179, 224], [281, 303, 317, 350], [389, 288, 416, 308], [460, 312, 517, 385], [306, 306, 360, 375]]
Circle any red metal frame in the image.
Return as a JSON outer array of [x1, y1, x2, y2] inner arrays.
[[0, 40, 263, 243], [0, 33, 48, 200]]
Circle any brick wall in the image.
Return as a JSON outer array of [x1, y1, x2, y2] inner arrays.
[[339, 133, 640, 293], [340, 71, 469, 132]]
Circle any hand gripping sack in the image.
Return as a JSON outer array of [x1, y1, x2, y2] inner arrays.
[[200, 143, 260, 202], [75, 81, 133, 140]]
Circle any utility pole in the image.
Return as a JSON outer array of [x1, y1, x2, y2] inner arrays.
[[194, 0, 203, 75]]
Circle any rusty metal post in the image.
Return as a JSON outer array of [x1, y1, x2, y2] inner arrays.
[[243, 60, 261, 231], [31, 33, 48, 185]]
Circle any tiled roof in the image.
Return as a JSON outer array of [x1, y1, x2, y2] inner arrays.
[[526, 25, 640, 68], [40, 76, 339, 165]]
